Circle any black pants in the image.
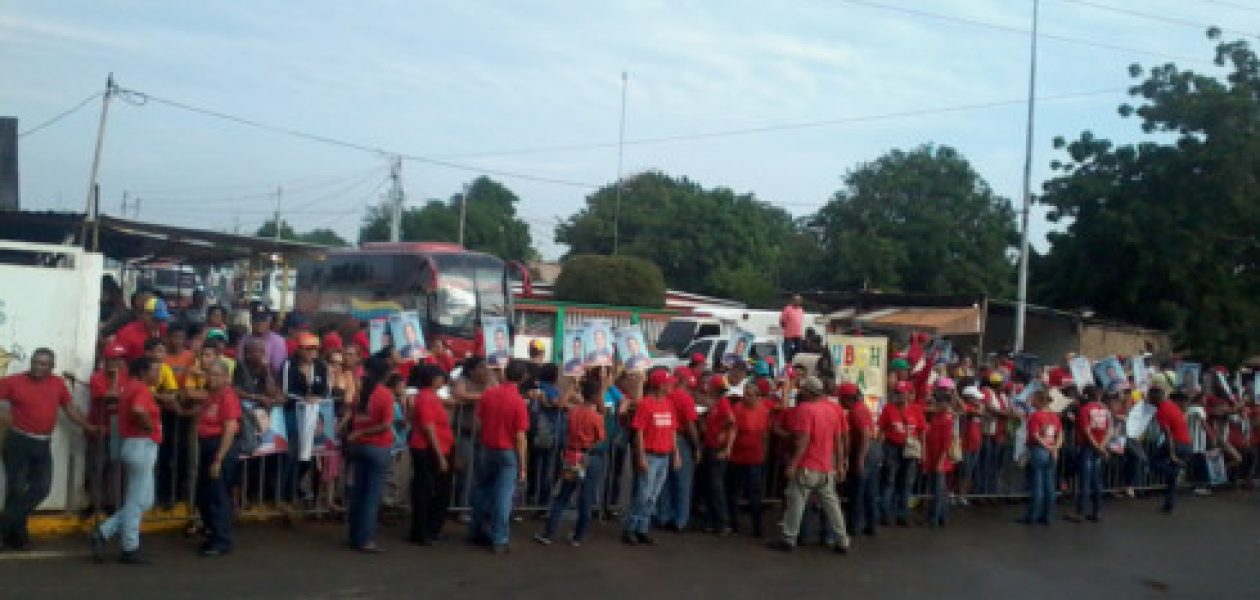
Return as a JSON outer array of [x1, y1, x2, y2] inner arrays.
[[0, 433, 53, 547], [724, 463, 764, 535], [409, 448, 452, 543], [698, 448, 729, 530], [156, 411, 193, 506], [196, 437, 240, 551]]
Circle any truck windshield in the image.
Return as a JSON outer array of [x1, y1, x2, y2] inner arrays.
[[656, 320, 697, 355]]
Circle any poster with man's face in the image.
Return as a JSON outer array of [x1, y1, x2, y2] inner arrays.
[[615, 326, 650, 372], [1131, 354, 1150, 391], [723, 329, 755, 367], [582, 320, 614, 367], [483, 316, 511, 368], [1093, 357, 1125, 392], [1068, 356, 1095, 391], [389, 310, 427, 361], [563, 329, 586, 377], [1175, 362, 1201, 392]]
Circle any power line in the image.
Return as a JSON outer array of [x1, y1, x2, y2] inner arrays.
[[125, 164, 385, 196], [1055, 0, 1257, 37], [139, 167, 386, 206], [1194, 0, 1260, 13], [18, 92, 103, 138], [113, 85, 601, 189]]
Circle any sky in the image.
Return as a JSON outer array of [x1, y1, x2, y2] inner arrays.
[[3, 0, 1256, 260]]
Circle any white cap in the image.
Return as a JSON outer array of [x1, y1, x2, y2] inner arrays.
[[962, 385, 983, 400]]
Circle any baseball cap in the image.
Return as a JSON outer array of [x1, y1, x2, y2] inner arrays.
[[673, 366, 698, 389], [962, 386, 983, 400], [321, 332, 344, 351], [103, 343, 127, 360], [298, 332, 320, 349], [987, 371, 1004, 384], [707, 374, 728, 392], [838, 382, 860, 397], [205, 328, 228, 343], [935, 377, 955, 390], [690, 353, 706, 365], [755, 378, 772, 396], [890, 358, 910, 371], [143, 297, 171, 321], [648, 369, 674, 388], [799, 376, 825, 395], [894, 380, 914, 394], [250, 304, 273, 322]]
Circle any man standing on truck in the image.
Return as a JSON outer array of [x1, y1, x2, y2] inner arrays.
[[780, 295, 805, 361]]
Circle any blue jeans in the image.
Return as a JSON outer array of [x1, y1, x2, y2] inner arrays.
[[698, 447, 729, 530], [196, 436, 240, 551], [470, 448, 519, 546], [881, 444, 917, 521], [977, 436, 1006, 494], [1023, 446, 1055, 524], [1075, 445, 1104, 518], [98, 438, 158, 552], [543, 452, 606, 542], [346, 444, 392, 548], [929, 472, 949, 525], [847, 443, 883, 533], [1152, 443, 1191, 511], [725, 463, 765, 535], [656, 437, 695, 528], [624, 453, 670, 535]]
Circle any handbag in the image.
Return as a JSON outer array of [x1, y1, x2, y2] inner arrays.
[[904, 436, 924, 460], [948, 435, 963, 463]]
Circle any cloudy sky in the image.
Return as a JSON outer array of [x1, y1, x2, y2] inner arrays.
[[2, 0, 1253, 259]]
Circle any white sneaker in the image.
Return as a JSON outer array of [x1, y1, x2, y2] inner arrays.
[[1193, 488, 1213, 496]]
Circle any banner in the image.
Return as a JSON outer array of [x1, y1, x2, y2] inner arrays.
[[615, 326, 651, 372], [722, 329, 755, 367], [581, 319, 614, 367], [483, 316, 511, 368], [562, 328, 586, 377], [390, 310, 427, 361], [1069, 356, 1094, 391], [827, 334, 887, 414]]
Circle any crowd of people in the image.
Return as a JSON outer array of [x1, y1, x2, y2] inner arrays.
[[1, 288, 1258, 564]]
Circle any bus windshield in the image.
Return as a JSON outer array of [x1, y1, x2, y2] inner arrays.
[[431, 253, 508, 339]]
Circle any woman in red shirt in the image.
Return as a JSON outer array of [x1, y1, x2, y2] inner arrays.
[[1020, 391, 1063, 525], [407, 364, 453, 546], [193, 359, 242, 556], [345, 357, 395, 552], [924, 387, 957, 527], [725, 381, 772, 537], [91, 357, 162, 564]]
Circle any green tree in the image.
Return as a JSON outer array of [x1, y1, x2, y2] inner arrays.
[[254, 218, 296, 240], [555, 171, 795, 305], [359, 176, 537, 261], [1037, 29, 1260, 363], [812, 144, 1017, 295], [553, 254, 667, 308], [254, 219, 347, 246]]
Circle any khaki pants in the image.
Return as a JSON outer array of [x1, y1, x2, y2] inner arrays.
[[781, 469, 849, 548]]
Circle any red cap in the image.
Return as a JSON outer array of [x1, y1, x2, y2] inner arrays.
[[690, 353, 706, 365], [707, 374, 728, 392], [1212, 366, 1228, 374], [673, 366, 698, 389], [648, 369, 674, 388], [322, 332, 344, 351], [755, 378, 772, 396], [894, 380, 914, 394], [103, 344, 127, 360], [838, 382, 860, 396]]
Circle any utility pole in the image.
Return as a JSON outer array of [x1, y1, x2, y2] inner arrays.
[[458, 182, 469, 247], [613, 71, 628, 255], [1014, 0, 1039, 354], [82, 73, 115, 245], [389, 155, 403, 242], [133, 197, 141, 219], [273, 185, 283, 243], [120, 191, 129, 216]]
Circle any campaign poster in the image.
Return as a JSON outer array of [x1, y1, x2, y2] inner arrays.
[[312, 399, 340, 454], [390, 310, 427, 361], [241, 399, 288, 456], [581, 320, 614, 367], [483, 316, 511, 369], [1069, 356, 1095, 391], [1093, 357, 1125, 392], [368, 318, 388, 355], [1175, 362, 1201, 392], [1126, 400, 1157, 440], [1012, 381, 1041, 413], [827, 334, 887, 414], [928, 338, 954, 366], [1131, 354, 1150, 392], [615, 326, 651, 372], [722, 329, 755, 367], [562, 328, 586, 377]]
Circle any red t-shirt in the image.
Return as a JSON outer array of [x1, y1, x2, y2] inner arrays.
[[118, 381, 162, 444], [924, 411, 955, 474], [563, 403, 606, 464], [1077, 401, 1111, 446], [197, 387, 243, 438], [847, 401, 876, 441], [352, 385, 396, 448], [409, 388, 454, 455], [114, 320, 164, 361], [476, 382, 529, 450], [88, 370, 129, 429], [702, 396, 735, 450], [632, 394, 677, 454], [1155, 400, 1191, 446], [0, 373, 72, 436], [961, 403, 983, 452], [668, 389, 698, 431], [1026, 410, 1062, 448], [879, 402, 925, 446], [730, 399, 772, 465], [788, 400, 841, 473]]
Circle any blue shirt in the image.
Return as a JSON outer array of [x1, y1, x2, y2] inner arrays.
[[594, 386, 624, 451]]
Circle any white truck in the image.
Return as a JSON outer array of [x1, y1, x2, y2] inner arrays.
[[653, 308, 821, 359]]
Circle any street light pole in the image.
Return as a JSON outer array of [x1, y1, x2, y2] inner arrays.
[[613, 71, 627, 255], [1014, 0, 1039, 354]]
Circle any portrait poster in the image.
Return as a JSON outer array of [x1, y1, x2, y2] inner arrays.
[[483, 316, 511, 369], [581, 320, 614, 367], [562, 328, 586, 377], [1069, 356, 1095, 391], [722, 329, 755, 367], [390, 310, 427, 361]]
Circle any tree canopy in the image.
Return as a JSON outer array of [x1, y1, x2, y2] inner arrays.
[[255, 219, 348, 247], [359, 176, 537, 261], [1036, 30, 1260, 363], [553, 254, 666, 308]]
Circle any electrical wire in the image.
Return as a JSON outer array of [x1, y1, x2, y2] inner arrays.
[[140, 168, 387, 206], [1054, 0, 1258, 38], [1193, 0, 1260, 14], [17, 92, 103, 138], [125, 164, 385, 196]]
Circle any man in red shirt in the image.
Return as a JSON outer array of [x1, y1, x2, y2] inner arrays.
[[471, 360, 530, 554], [113, 297, 171, 361], [698, 379, 736, 534], [924, 388, 956, 527], [879, 381, 925, 526], [1070, 387, 1111, 522], [657, 368, 699, 532], [0, 349, 97, 550], [727, 379, 772, 537], [1151, 387, 1193, 513], [1020, 391, 1063, 525], [769, 376, 849, 553], [957, 385, 985, 504], [623, 369, 681, 546], [87, 343, 130, 509], [840, 382, 880, 536]]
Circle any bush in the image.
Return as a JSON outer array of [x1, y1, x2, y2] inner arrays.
[[554, 254, 666, 308]]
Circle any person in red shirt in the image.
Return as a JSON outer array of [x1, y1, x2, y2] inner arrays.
[[470, 360, 530, 554], [537, 375, 608, 546], [0, 348, 96, 550], [623, 369, 681, 546], [657, 367, 699, 532], [839, 381, 880, 537], [1069, 387, 1111, 522], [112, 296, 171, 361], [879, 381, 926, 526], [697, 377, 736, 535], [769, 376, 849, 553], [191, 359, 242, 557], [1020, 391, 1063, 525], [406, 364, 453, 546], [924, 389, 956, 527], [87, 343, 130, 509], [957, 384, 985, 504], [976, 372, 1013, 495], [91, 357, 162, 564], [781, 294, 805, 360], [1151, 387, 1193, 513], [344, 357, 396, 553], [726, 380, 772, 537]]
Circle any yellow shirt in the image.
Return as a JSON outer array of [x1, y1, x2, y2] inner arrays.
[[151, 363, 179, 395], [185, 358, 237, 392]]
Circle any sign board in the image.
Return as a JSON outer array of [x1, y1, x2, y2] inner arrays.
[[826, 334, 887, 414]]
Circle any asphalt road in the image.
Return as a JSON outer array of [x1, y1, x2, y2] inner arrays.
[[2, 492, 1257, 599]]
